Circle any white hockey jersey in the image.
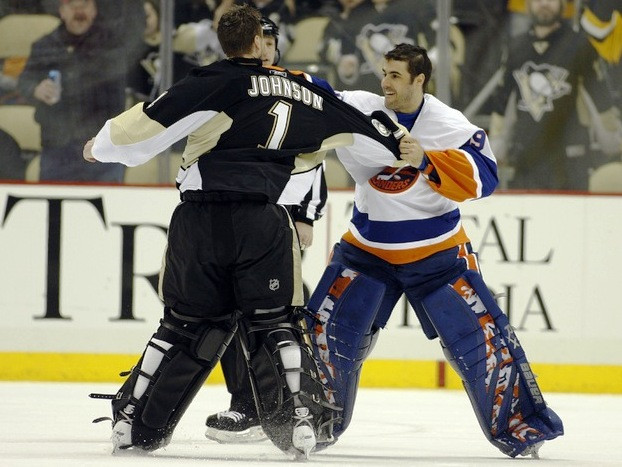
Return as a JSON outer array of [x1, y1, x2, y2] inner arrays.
[[336, 91, 498, 265]]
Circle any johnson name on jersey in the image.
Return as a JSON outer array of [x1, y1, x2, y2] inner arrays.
[[91, 58, 402, 203]]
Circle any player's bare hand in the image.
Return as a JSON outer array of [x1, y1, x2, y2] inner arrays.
[[295, 221, 313, 250], [399, 136, 424, 167], [83, 138, 97, 163]]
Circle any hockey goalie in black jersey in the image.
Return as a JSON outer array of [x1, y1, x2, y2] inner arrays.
[[84, 4, 407, 460]]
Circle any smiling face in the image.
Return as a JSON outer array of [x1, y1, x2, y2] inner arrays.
[[59, 0, 97, 36], [381, 58, 424, 113]]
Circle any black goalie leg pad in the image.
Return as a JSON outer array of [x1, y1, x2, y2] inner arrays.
[[239, 308, 339, 456], [111, 309, 237, 451], [422, 271, 563, 457]]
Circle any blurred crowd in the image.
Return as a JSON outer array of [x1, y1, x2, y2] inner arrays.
[[0, 0, 620, 190]]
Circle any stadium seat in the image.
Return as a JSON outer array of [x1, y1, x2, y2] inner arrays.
[[589, 161, 622, 193], [283, 16, 330, 64], [0, 14, 60, 59], [0, 104, 41, 152]]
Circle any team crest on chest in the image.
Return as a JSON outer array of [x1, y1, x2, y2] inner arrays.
[[513, 61, 571, 122], [369, 166, 419, 193]]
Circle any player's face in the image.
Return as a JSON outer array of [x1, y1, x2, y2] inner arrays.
[[529, 0, 563, 27], [262, 36, 277, 66], [381, 59, 422, 113]]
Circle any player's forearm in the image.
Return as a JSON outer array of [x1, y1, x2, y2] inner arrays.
[[423, 145, 498, 202], [90, 102, 194, 167]]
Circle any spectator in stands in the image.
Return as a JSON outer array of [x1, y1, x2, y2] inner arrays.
[[0, 129, 27, 180], [17, 0, 126, 182], [233, 0, 337, 60], [320, 0, 435, 92], [0, 0, 58, 17], [95, 0, 145, 95], [232, 1, 296, 56], [0, 71, 19, 102], [579, 0, 622, 161], [451, 0, 509, 111], [0, 1, 59, 103], [127, 0, 228, 104], [489, 0, 621, 190], [506, 0, 574, 37]]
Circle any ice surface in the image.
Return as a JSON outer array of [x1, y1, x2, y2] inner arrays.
[[1, 382, 620, 466]]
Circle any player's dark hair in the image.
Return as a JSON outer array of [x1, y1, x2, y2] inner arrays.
[[384, 44, 432, 91], [217, 4, 262, 58]]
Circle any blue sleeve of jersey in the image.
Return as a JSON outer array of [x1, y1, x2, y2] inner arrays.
[[460, 136, 498, 198], [311, 76, 336, 96]]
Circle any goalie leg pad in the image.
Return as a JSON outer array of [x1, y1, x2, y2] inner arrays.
[[421, 270, 563, 457], [112, 308, 237, 451], [240, 307, 336, 456], [304, 261, 386, 443]]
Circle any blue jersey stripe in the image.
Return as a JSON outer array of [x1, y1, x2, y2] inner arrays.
[[351, 204, 461, 244], [460, 142, 498, 197]]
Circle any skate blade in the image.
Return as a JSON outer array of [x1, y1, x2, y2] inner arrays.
[[205, 425, 268, 444], [520, 441, 544, 459], [111, 421, 133, 453], [292, 425, 316, 460]]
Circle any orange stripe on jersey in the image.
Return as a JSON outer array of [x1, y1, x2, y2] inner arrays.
[[285, 69, 307, 77], [458, 243, 480, 272], [264, 65, 285, 72], [342, 227, 471, 265], [425, 150, 478, 201]]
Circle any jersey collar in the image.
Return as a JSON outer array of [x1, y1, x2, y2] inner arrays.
[[229, 57, 263, 67]]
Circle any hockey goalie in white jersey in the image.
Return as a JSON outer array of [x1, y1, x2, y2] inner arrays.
[[303, 44, 563, 458], [201, 42, 564, 458]]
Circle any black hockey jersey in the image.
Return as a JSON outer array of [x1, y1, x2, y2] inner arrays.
[[491, 22, 611, 189], [92, 57, 401, 202]]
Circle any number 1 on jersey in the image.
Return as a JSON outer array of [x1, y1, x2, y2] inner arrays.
[[260, 100, 292, 150]]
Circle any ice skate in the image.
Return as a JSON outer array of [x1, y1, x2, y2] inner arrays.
[[111, 419, 133, 452], [291, 407, 316, 460], [519, 441, 544, 459], [110, 403, 141, 453], [205, 410, 267, 444]]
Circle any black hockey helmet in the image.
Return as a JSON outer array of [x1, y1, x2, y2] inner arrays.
[[260, 16, 281, 65], [260, 16, 280, 47]]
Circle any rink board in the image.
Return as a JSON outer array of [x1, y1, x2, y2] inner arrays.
[[1, 183, 621, 393]]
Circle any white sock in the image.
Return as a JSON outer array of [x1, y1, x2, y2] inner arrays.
[[279, 344, 301, 393], [132, 338, 173, 400]]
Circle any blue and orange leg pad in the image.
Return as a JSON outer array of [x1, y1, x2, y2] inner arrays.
[[422, 270, 563, 457], [304, 261, 386, 443]]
